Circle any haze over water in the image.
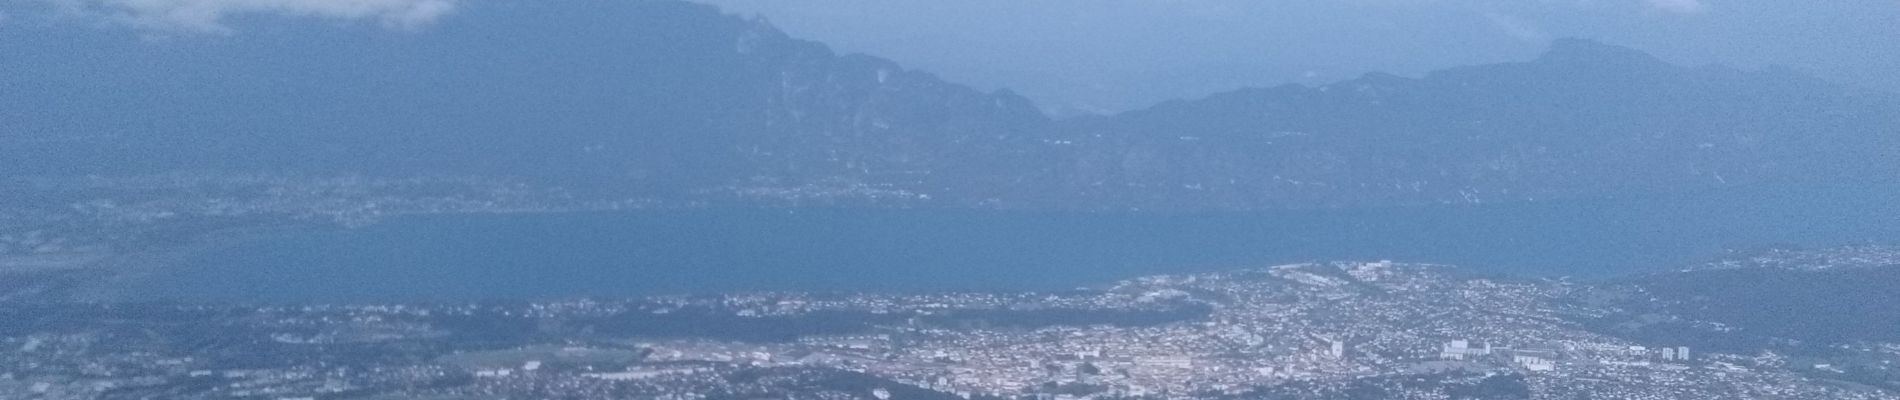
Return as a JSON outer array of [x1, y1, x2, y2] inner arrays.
[[126, 184, 1900, 303]]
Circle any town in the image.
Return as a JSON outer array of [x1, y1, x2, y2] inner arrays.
[[6, 251, 1900, 399]]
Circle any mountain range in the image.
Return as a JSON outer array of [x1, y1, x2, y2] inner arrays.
[[4, 0, 1895, 210]]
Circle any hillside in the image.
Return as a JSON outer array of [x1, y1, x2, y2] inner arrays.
[[4, 2, 1896, 210], [1052, 39, 1900, 208]]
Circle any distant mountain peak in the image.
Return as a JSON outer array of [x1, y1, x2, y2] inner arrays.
[[4, 3, 1895, 211]]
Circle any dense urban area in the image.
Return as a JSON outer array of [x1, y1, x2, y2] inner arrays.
[[4, 245, 1899, 399]]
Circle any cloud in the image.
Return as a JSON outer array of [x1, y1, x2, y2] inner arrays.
[[1644, 0, 1706, 14], [37, 0, 458, 33]]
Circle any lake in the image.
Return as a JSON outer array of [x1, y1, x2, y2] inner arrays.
[[124, 185, 1900, 303]]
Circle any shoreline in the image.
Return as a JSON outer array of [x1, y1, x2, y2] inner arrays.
[[59, 223, 322, 303]]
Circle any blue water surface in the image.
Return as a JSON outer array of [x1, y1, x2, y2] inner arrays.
[[133, 185, 1900, 303]]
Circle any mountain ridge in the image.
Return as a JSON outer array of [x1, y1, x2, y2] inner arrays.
[[3, 0, 1895, 210]]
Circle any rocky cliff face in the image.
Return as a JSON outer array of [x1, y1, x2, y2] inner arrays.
[[0, 0, 1052, 202], [3, 2, 1894, 210]]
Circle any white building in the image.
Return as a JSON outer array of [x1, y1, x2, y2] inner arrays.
[[1137, 356, 1195, 369], [1514, 355, 1555, 372], [1440, 340, 1493, 360]]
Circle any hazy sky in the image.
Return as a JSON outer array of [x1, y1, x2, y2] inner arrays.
[[11, 0, 1898, 113], [692, 0, 1900, 113]]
